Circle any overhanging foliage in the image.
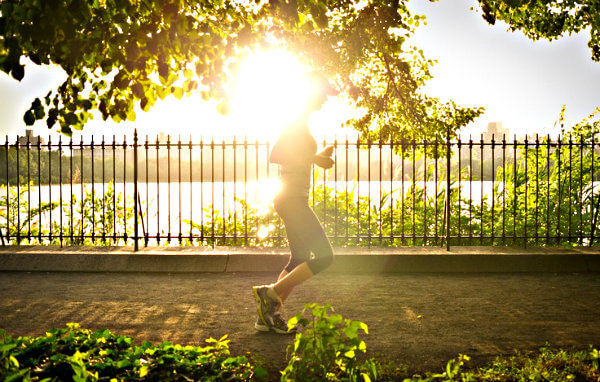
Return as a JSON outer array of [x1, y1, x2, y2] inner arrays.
[[0, 0, 483, 142]]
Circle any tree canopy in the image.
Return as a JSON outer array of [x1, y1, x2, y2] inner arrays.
[[477, 0, 600, 61], [5, 1, 598, 141], [1, 0, 488, 142]]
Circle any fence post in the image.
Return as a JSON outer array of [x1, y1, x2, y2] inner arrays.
[[446, 126, 451, 251], [133, 129, 139, 251]]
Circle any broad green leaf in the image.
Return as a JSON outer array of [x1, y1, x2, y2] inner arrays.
[[172, 86, 184, 100], [0, 343, 16, 352], [9, 355, 19, 367]]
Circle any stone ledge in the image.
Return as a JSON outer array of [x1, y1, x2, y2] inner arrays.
[[0, 246, 598, 273]]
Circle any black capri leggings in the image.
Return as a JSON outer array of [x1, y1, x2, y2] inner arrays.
[[274, 195, 334, 274]]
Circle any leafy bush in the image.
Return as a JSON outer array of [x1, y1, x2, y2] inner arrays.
[[0, 323, 259, 382], [0, 181, 138, 246], [399, 347, 600, 381], [282, 303, 377, 382], [0, 182, 57, 244], [50, 182, 136, 245], [2, 110, 599, 247], [193, 108, 600, 248], [185, 196, 282, 247], [1, 319, 599, 381]]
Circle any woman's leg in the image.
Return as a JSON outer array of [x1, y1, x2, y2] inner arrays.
[[273, 269, 289, 312], [271, 200, 332, 303], [257, 196, 333, 322], [273, 262, 313, 304], [277, 269, 288, 282]]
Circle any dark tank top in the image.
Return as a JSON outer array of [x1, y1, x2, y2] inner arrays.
[[273, 127, 317, 198]]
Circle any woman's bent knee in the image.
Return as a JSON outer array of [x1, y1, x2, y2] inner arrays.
[[307, 254, 333, 274], [284, 257, 303, 273]]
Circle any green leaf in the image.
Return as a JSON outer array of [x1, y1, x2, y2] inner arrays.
[[23, 110, 35, 125], [11, 64, 24, 81], [29, 53, 41, 65], [358, 340, 366, 351], [65, 112, 78, 126], [9, 355, 19, 367], [287, 316, 299, 328], [0, 343, 17, 352], [47, 108, 58, 128], [100, 59, 112, 74], [34, 104, 45, 120], [139, 365, 149, 377], [172, 86, 184, 100], [254, 367, 268, 379], [126, 108, 136, 121], [157, 86, 169, 100], [117, 359, 131, 368], [359, 321, 369, 334]]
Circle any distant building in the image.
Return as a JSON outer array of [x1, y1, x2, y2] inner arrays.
[[482, 122, 510, 141], [16, 129, 46, 147]]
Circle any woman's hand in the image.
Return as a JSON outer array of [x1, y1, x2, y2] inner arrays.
[[318, 146, 334, 158], [314, 145, 334, 168], [314, 154, 334, 169]]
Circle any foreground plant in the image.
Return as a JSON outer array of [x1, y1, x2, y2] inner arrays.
[[0, 323, 259, 381], [1, 314, 599, 381], [404, 347, 600, 382], [282, 303, 377, 382]]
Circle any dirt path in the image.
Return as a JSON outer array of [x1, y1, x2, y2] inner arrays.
[[1, 272, 599, 379]]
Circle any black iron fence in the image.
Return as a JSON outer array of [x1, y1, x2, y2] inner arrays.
[[1, 131, 599, 248]]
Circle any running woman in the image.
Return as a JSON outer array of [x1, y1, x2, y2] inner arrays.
[[252, 72, 336, 334]]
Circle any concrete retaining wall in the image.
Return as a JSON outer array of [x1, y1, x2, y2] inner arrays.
[[0, 246, 599, 273]]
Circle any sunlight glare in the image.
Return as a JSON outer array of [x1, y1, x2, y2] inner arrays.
[[229, 50, 312, 140], [254, 178, 281, 212]]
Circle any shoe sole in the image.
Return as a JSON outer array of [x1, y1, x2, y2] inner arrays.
[[252, 286, 268, 327], [254, 322, 295, 334], [271, 327, 296, 335], [254, 322, 270, 332]]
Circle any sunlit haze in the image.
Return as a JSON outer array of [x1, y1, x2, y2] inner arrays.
[[228, 50, 311, 139]]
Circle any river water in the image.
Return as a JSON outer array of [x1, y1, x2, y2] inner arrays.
[[4, 180, 597, 240]]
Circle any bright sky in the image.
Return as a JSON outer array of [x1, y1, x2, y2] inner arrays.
[[1, 0, 599, 142], [409, 0, 600, 138]]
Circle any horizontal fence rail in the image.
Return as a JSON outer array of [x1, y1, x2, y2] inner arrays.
[[1, 131, 599, 248]]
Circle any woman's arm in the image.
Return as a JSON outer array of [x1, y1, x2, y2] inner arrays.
[[269, 132, 291, 165], [270, 130, 318, 166], [269, 140, 285, 164], [314, 146, 334, 169]]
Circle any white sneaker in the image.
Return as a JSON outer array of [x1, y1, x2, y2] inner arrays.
[[254, 316, 269, 332], [252, 285, 280, 328], [270, 313, 297, 334], [254, 313, 296, 334]]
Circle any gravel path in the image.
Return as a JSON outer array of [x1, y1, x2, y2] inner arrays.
[[1, 271, 599, 379]]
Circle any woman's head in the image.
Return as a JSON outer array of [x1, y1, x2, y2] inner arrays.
[[304, 71, 337, 112]]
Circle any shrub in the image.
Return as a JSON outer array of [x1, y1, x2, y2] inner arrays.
[[0, 323, 259, 381], [1, 320, 599, 381], [282, 303, 377, 382], [0, 182, 57, 244]]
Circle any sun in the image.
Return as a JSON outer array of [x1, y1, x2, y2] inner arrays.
[[134, 49, 357, 142], [227, 50, 312, 140]]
